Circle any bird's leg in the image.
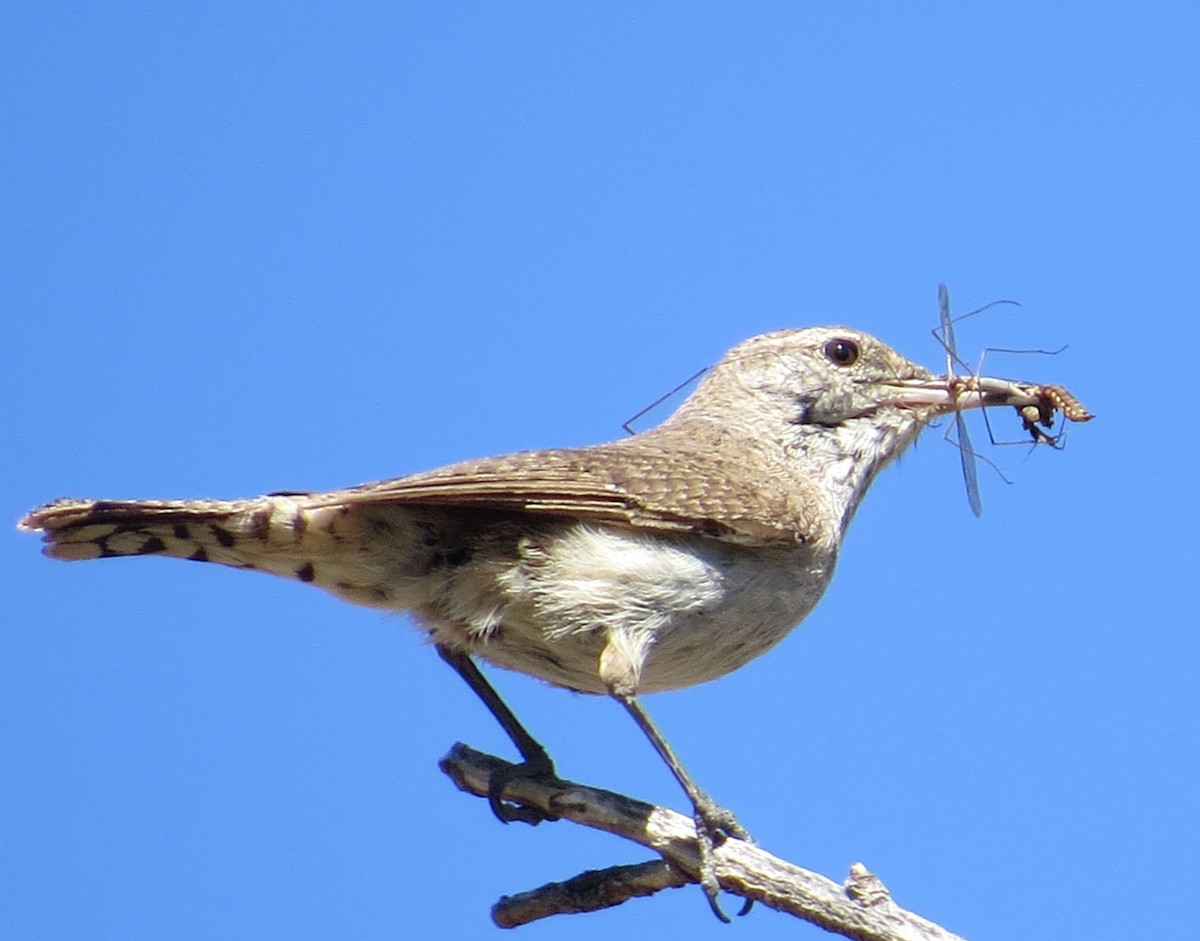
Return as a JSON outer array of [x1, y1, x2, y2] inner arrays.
[[614, 692, 754, 921], [436, 645, 559, 824]]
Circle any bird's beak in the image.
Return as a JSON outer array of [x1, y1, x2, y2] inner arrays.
[[888, 375, 1094, 423]]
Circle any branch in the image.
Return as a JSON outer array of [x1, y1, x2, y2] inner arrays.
[[439, 743, 967, 940]]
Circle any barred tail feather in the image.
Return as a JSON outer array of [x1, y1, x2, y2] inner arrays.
[[19, 495, 317, 574], [19, 494, 438, 611]]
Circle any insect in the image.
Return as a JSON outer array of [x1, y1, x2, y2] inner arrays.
[[932, 285, 1093, 514], [1013, 382, 1094, 445], [1037, 383, 1094, 424], [934, 282, 998, 516]]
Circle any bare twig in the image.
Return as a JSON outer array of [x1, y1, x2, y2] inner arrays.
[[493, 859, 690, 927], [439, 743, 969, 940]]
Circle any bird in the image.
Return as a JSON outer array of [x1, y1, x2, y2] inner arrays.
[[19, 325, 1077, 918]]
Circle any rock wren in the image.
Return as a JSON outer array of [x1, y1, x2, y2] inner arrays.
[[19, 325, 1087, 917]]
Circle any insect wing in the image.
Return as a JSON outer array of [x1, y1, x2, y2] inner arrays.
[[938, 283, 983, 517]]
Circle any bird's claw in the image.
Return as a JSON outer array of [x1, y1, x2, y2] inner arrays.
[[485, 750, 561, 825], [691, 794, 755, 921]]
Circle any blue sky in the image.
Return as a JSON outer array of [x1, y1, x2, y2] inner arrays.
[[3, 4, 1197, 940]]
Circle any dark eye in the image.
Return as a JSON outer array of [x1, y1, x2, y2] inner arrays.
[[824, 338, 859, 366]]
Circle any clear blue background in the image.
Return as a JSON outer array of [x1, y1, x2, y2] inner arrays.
[[4, 5, 1197, 940]]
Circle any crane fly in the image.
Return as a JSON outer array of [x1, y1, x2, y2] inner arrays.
[[932, 285, 1094, 516]]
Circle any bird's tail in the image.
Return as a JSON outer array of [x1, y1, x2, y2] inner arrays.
[[20, 495, 336, 583], [20, 493, 438, 610]]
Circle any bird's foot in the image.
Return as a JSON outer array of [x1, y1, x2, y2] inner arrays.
[[691, 793, 755, 922], [485, 745, 561, 825]]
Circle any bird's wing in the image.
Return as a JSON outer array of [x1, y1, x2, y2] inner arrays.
[[296, 441, 807, 545]]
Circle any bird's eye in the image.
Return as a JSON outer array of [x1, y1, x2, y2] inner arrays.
[[824, 338, 859, 366]]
